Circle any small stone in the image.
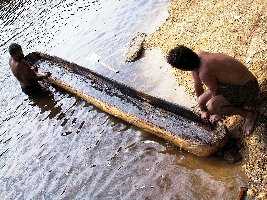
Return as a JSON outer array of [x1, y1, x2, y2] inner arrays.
[[125, 32, 147, 62]]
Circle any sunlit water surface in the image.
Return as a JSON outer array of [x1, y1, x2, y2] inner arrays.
[[0, 0, 246, 199]]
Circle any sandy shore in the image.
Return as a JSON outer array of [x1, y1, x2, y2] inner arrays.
[[144, 0, 267, 199]]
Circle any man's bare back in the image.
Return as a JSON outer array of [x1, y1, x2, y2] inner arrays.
[[197, 52, 255, 88], [166, 46, 260, 136]]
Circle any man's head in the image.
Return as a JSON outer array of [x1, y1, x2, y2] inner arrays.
[[166, 45, 200, 71], [9, 43, 24, 61]]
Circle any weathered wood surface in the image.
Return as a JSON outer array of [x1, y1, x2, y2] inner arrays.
[[25, 52, 228, 157]]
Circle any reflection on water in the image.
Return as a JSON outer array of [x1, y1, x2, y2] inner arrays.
[[27, 85, 62, 119], [0, 0, 246, 199]]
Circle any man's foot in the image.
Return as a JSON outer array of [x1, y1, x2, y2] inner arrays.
[[209, 114, 222, 124], [243, 111, 258, 136]]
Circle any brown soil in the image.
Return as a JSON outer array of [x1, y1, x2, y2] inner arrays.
[[144, 0, 267, 199]]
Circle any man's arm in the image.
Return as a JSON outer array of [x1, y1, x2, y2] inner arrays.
[[199, 73, 218, 121], [201, 72, 218, 97], [23, 57, 39, 72], [30, 64, 38, 72], [23, 60, 51, 81], [192, 71, 204, 97], [25, 65, 50, 81], [192, 71, 211, 120], [35, 72, 51, 81], [9, 58, 12, 67]]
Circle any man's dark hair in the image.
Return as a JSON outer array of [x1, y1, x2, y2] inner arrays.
[[166, 45, 200, 71], [9, 43, 23, 58]]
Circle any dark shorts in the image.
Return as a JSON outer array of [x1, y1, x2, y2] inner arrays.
[[217, 79, 260, 107], [21, 84, 46, 96]]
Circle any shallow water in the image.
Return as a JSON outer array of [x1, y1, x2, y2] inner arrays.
[[0, 0, 246, 199]]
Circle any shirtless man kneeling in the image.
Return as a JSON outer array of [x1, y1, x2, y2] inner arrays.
[[166, 45, 260, 136], [9, 43, 51, 95]]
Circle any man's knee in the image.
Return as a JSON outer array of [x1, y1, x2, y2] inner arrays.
[[206, 98, 218, 114], [206, 95, 228, 114], [197, 90, 212, 105]]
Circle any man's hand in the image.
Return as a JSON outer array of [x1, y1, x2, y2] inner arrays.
[[29, 65, 38, 72], [44, 72, 51, 78], [35, 71, 51, 81], [200, 111, 210, 121], [209, 114, 222, 124]]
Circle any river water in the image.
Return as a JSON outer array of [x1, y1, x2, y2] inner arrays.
[[0, 0, 246, 199]]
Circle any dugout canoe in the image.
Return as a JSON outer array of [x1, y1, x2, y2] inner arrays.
[[25, 52, 228, 157]]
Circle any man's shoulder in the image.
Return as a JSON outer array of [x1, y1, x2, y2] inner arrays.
[[10, 63, 19, 78], [9, 58, 17, 71], [11, 59, 29, 72], [207, 52, 233, 61], [201, 53, 222, 71], [9, 57, 13, 67], [199, 61, 213, 80]]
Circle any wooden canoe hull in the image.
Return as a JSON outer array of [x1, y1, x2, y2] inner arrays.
[[25, 52, 228, 157]]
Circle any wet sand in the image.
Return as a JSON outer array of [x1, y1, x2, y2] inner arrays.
[[145, 0, 267, 198]]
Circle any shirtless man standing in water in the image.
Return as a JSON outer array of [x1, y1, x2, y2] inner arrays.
[[9, 43, 51, 95], [166, 45, 260, 136]]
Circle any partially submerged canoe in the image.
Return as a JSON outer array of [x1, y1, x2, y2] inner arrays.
[[25, 52, 228, 157]]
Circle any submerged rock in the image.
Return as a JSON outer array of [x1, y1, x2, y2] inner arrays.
[[125, 32, 147, 62]]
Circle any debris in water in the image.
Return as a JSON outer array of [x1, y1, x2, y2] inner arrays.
[[125, 32, 147, 62]]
